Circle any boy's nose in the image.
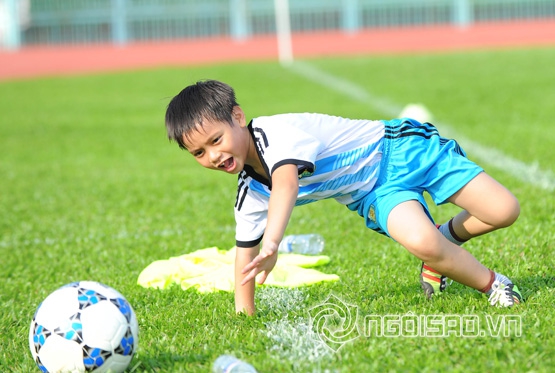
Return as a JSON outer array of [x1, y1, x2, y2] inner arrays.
[[209, 149, 221, 165]]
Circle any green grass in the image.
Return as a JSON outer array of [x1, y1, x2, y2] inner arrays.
[[1, 46, 555, 372]]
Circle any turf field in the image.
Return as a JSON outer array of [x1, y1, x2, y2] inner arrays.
[[1, 47, 555, 372]]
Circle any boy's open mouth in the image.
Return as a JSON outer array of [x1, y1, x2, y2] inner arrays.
[[219, 157, 235, 171]]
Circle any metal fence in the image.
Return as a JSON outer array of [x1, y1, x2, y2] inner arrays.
[[1, 0, 555, 49]]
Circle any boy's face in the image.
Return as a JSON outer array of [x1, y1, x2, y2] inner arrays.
[[182, 106, 255, 174]]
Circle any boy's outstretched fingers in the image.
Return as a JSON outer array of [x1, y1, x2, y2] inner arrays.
[[240, 258, 261, 285], [240, 250, 278, 286], [255, 270, 270, 285]]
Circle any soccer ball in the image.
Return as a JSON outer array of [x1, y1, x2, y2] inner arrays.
[[29, 281, 139, 373]]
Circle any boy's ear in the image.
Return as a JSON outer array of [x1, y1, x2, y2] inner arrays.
[[232, 106, 247, 127]]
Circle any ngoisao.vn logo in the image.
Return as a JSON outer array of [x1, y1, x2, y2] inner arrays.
[[308, 294, 522, 352]]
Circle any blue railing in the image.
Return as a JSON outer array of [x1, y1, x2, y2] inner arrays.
[[1, 0, 554, 49]]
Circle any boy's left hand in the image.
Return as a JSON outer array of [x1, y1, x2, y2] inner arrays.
[[240, 243, 278, 285]]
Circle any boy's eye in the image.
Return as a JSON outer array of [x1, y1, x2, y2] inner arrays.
[[193, 150, 204, 157], [212, 136, 221, 144]]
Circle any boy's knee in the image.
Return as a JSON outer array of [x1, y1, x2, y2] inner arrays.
[[495, 194, 520, 228], [400, 230, 444, 262]]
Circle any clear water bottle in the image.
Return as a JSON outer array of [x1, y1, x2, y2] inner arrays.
[[212, 355, 258, 373], [277, 234, 325, 255]]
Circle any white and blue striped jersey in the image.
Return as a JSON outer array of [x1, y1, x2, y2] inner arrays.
[[235, 113, 385, 247]]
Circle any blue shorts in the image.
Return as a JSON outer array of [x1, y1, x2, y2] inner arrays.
[[347, 118, 483, 238]]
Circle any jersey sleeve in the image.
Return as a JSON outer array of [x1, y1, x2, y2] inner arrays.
[[253, 116, 324, 178]]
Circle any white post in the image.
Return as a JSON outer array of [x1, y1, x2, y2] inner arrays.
[[1, 0, 21, 50], [274, 0, 293, 66], [111, 0, 128, 45], [230, 0, 248, 40], [453, 0, 472, 28]]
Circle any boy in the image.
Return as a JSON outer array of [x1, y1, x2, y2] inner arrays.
[[165, 80, 522, 315]]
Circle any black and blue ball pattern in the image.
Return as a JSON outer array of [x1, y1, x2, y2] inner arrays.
[[29, 281, 138, 373]]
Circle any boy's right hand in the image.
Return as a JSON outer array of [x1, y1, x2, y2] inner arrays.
[[240, 242, 279, 285]]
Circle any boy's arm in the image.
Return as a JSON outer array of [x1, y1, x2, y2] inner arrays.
[[235, 245, 259, 315], [239, 164, 299, 287]]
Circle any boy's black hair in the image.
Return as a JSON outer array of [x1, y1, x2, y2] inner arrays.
[[165, 80, 239, 149]]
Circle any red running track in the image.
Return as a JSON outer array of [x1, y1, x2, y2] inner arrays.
[[0, 20, 554, 81]]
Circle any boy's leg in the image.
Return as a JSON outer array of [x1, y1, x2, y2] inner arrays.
[[422, 172, 521, 297], [444, 172, 520, 240], [388, 200, 522, 306], [388, 200, 492, 290]]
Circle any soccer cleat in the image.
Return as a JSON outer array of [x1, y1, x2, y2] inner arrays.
[[488, 280, 523, 307], [420, 262, 448, 299]]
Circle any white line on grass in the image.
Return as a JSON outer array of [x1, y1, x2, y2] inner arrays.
[[289, 61, 555, 191], [257, 288, 333, 368]]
